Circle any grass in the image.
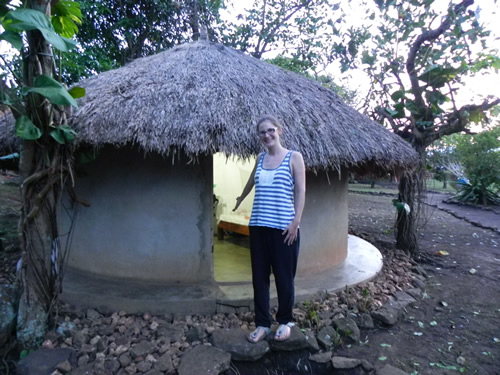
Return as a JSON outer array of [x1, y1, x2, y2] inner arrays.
[[424, 178, 457, 193], [349, 178, 458, 195], [348, 182, 397, 195]]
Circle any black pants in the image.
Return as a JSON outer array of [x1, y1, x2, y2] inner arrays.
[[249, 226, 300, 328]]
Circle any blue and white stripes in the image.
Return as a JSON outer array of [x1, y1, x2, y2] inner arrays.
[[249, 151, 295, 230]]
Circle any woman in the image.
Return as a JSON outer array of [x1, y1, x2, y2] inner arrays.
[[233, 115, 306, 343]]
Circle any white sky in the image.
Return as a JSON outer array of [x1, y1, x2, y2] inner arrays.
[[1, 0, 498, 108], [221, 0, 500, 109]]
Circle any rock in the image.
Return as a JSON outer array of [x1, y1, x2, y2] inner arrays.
[[73, 331, 88, 347], [178, 345, 231, 375], [144, 370, 163, 375], [86, 308, 102, 320], [317, 326, 337, 350], [268, 325, 308, 351], [56, 321, 76, 338], [70, 364, 94, 375], [372, 292, 416, 326], [17, 348, 77, 375], [56, 360, 72, 373], [0, 284, 17, 347], [211, 328, 269, 361], [156, 324, 184, 343], [77, 353, 90, 366], [104, 358, 121, 373], [97, 336, 109, 352], [136, 360, 153, 372], [124, 363, 137, 374], [119, 353, 132, 367], [331, 356, 374, 374], [185, 325, 206, 342], [372, 306, 399, 326], [154, 353, 173, 372], [303, 329, 320, 352], [309, 351, 332, 364], [405, 288, 422, 300], [131, 340, 156, 358], [358, 313, 375, 329], [94, 361, 113, 375], [377, 364, 410, 375], [332, 317, 360, 344], [394, 291, 417, 306], [412, 278, 425, 289]]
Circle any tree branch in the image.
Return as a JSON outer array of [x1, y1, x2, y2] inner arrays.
[[425, 97, 500, 145], [406, 0, 474, 116], [253, 0, 314, 58]]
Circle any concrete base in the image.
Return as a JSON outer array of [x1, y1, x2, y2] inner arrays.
[[61, 235, 382, 315]]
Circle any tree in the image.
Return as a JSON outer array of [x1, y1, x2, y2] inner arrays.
[[0, 0, 82, 348], [331, 0, 500, 254], [453, 126, 500, 205], [221, 0, 334, 70], [61, 0, 224, 83]]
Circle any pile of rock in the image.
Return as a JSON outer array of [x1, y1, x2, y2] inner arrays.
[[13, 250, 424, 375]]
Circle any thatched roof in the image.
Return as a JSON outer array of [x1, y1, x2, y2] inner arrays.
[[2, 40, 418, 173], [71, 40, 417, 173]]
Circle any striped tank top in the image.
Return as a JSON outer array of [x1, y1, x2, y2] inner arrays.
[[249, 151, 295, 230]]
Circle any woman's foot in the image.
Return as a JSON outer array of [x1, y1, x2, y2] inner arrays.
[[247, 326, 271, 343], [274, 322, 295, 341]]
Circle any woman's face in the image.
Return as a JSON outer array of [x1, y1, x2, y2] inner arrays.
[[258, 120, 282, 148]]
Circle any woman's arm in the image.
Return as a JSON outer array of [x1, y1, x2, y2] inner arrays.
[[283, 152, 306, 245], [233, 156, 259, 211]]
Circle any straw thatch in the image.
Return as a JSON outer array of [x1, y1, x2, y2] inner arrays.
[[1, 40, 418, 173], [71, 40, 417, 173]]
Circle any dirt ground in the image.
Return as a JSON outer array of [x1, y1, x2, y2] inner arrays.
[[1, 177, 499, 374], [344, 191, 500, 375]]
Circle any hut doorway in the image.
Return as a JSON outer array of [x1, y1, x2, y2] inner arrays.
[[213, 153, 254, 282]]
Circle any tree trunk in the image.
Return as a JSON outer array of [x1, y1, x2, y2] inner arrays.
[[395, 141, 426, 255], [16, 0, 66, 350], [190, 0, 200, 40], [395, 171, 418, 253]]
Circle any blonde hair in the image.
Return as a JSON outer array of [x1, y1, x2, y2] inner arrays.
[[256, 115, 283, 132]]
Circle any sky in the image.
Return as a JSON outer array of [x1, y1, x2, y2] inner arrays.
[[1, 0, 498, 112], [221, 0, 500, 111]]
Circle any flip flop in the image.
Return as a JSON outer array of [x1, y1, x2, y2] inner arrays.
[[274, 322, 295, 341], [247, 326, 271, 343]]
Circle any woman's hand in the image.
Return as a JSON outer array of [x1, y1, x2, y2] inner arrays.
[[282, 220, 299, 245], [233, 196, 243, 211]]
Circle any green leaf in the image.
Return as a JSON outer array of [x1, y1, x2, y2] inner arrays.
[[68, 86, 85, 99], [418, 66, 458, 88], [25, 75, 78, 107], [50, 125, 77, 144], [6, 8, 76, 52], [0, 30, 23, 50], [361, 50, 376, 66], [15, 116, 42, 140], [468, 109, 485, 124], [19, 349, 30, 360], [391, 90, 405, 101], [404, 100, 421, 115], [52, 16, 79, 38]]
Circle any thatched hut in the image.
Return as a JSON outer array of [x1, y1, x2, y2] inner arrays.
[[1, 40, 418, 300], [59, 39, 417, 289]]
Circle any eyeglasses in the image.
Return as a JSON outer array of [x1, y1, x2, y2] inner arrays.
[[258, 128, 277, 137]]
